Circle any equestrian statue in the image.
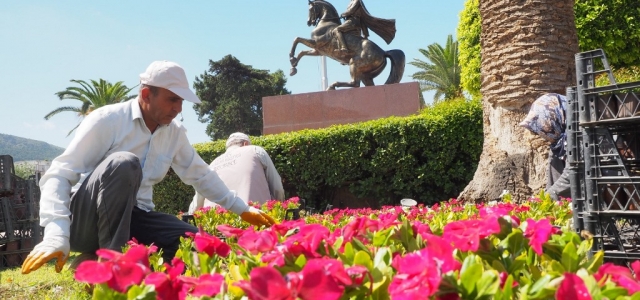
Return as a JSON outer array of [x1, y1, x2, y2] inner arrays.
[[289, 0, 405, 90]]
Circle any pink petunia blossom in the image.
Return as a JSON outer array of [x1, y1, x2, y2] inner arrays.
[[556, 273, 592, 300], [523, 218, 556, 255], [74, 244, 154, 294], [235, 266, 294, 300], [389, 248, 441, 298], [238, 227, 278, 254], [216, 224, 245, 238], [192, 227, 231, 258], [442, 217, 501, 252], [144, 258, 191, 300], [594, 263, 640, 293]]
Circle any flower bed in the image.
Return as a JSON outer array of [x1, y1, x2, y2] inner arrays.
[[74, 193, 640, 299]]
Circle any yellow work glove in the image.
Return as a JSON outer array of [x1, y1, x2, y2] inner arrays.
[[21, 235, 70, 274], [240, 206, 277, 227]]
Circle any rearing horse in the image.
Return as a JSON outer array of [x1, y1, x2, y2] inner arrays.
[[289, 0, 405, 90]]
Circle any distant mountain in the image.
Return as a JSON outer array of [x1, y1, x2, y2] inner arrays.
[[0, 133, 64, 162]]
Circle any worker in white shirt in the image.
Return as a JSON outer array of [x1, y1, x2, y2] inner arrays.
[[189, 133, 284, 214], [21, 61, 275, 275]]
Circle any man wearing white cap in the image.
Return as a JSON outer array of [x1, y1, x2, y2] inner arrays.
[[21, 61, 276, 275], [188, 132, 285, 213]]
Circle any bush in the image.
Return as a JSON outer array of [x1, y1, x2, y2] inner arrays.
[[153, 98, 483, 214]]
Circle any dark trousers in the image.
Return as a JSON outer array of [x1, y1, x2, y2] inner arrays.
[[69, 151, 197, 262]]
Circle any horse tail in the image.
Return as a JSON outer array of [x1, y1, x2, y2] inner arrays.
[[384, 50, 405, 84]]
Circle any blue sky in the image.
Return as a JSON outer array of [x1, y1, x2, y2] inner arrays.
[[0, 1, 465, 149]]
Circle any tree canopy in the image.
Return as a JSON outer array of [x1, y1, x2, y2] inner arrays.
[[193, 55, 290, 140], [409, 35, 462, 102], [457, 0, 640, 97], [44, 79, 137, 136]]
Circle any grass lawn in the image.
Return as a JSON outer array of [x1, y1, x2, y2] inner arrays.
[[0, 253, 90, 299]]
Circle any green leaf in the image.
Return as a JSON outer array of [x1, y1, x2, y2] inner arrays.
[[601, 287, 629, 299], [476, 270, 500, 298], [528, 275, 552, 297], [460, 259, 482, 295], [295, 254, 308, 269], [373, 247, 392, 269], [354, 250, 374, 270], [127, 285, 156, 300], [561, 242, 579, 273], [581, 250, 604, 273]]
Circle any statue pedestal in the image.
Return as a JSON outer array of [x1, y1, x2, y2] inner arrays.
[[262, 82, 422, 135]]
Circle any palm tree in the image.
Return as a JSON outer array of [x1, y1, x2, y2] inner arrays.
[[458, 0, 579, 202], [44, 79, 137, 136], [409, 34, 462, 103]]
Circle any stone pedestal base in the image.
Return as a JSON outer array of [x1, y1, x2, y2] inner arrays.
[[262, 82, 421, 135]]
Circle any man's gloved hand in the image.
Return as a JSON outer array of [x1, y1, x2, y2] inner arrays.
[[240, 206, 277, 227], [21, 236, 70, 274]]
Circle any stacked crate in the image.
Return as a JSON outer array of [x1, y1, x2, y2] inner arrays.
[[0, 155, 42, 267], [570, 49, 640, 264]]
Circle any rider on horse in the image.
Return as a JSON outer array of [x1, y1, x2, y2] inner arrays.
[[333, 0, 397, 54]]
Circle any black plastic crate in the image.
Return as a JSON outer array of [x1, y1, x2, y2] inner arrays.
[[0, 155, 15, 197], [567, 87, 584, 166], [575, 49, 640, 125], [582, 127, 640, 179], [587, 214, 640, 263], [0, 156, 42, 268]]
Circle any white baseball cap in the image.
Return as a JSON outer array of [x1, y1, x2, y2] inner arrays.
[[139, 61, 201, 104], [226, 132, 251, 148]]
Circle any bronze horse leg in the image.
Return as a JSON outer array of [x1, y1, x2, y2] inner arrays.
[[289, 37, 319, 68], [328, 62, 361, 90]]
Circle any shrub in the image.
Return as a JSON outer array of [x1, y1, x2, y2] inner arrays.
[[153, 98, 483, 214]]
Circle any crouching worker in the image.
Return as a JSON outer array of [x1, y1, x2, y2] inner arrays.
[[21, 61, 276, 275], [188, 132, 285, 214], [519, 93, 571, 200]]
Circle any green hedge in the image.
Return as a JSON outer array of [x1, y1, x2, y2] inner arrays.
[[153, 98, 483, 214]]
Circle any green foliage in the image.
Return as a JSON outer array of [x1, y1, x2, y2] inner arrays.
[[595, 66, 640, 86], [575, 0, 640, 68], [0, 133, 63, 162], [45, 79, 137, 136], [410, 35, 463, 102], [13, 163, 34, 179], [192, 55, 291, 140], [456, 0, 640, 97], [457, 0, 481, 99], [154, 98, 483, 214]]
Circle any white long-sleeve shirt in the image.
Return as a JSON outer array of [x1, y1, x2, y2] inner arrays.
[[39, 98, 249, 238], [188, 145, 284, 213]]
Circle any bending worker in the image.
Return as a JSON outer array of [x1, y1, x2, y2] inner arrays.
[[189, 132, 284, 213]]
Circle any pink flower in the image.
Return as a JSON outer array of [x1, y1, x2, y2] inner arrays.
[[523, 218, 557, 255], [556, 273, 592, 299], [180, 273, 225, 297], [423, 234, 460, 273], [411, 221, 432, 239], [284, 223, 330, 258], [389, 248, 441, 298], [235, 267, 294, 300], [238, 227, 278, 254], [216, 224, 245, 238], [292, 258, 347, 300], [442, 218, 501, 252], [74, 244, 154, 293], [192, 227, 231, 258], [595, 263, 640, 293], [144, 258, 191, 300]]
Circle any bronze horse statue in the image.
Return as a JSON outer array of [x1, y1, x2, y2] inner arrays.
[[289, 0, 405, 90]]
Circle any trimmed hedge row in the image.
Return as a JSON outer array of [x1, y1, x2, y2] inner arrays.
[[153, 98, 483, 214]]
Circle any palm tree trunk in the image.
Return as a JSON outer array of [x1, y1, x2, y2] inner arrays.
[[459, 0, 579, 202]]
